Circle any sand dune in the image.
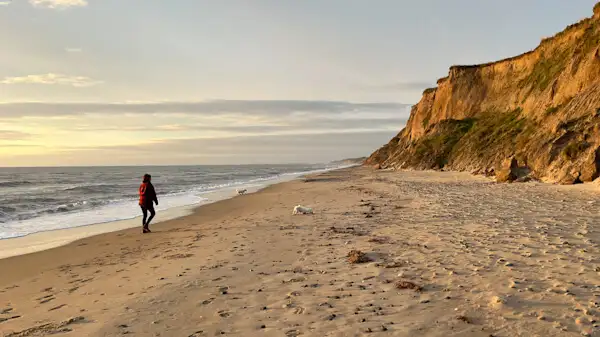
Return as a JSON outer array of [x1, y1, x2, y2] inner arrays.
[[1, 167, 600, 336]]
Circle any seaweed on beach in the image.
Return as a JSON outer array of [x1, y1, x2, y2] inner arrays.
[[347, 250, 371, 264], [395, 280, 422, 292]]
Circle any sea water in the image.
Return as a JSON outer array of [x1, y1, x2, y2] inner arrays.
[[0, 164, 347, 240]]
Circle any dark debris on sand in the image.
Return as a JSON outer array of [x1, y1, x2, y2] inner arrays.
[[395, 280, 422, 292], [347, 250, 372, 264], [368, 236, 391, 244]]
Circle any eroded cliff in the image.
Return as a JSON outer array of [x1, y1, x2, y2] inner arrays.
[[367, 3, 600, 184]]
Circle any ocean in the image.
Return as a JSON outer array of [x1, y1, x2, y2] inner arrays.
[[0, 163, 343, 240]]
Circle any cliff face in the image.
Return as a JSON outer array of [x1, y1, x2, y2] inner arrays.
[[367, 3, 600, 184]]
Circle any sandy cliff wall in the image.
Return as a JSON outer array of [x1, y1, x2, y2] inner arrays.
[[367, 3, 600, 184]]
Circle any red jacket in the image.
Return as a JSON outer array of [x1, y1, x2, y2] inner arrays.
[[139, 182, 158, 206]]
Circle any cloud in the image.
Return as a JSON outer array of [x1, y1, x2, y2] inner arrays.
[[0, 73, 102, 88], [0, 100, 409, 118], [0, 130, 31, 140], [0, 100, 408, 166], [65, 47, 83, 53], [362, 81, 434, 92], [29, 0, 87, 9], [54, 131, 397, 165], [0, 144, 43, 148], [66, 117, 407, 135]]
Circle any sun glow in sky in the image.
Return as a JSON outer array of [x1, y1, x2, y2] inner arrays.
[[0, 0, 596, 166]]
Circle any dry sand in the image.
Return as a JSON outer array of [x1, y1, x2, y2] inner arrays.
[[1, 167, 600, 336]]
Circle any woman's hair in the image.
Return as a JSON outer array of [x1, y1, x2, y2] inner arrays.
[[142, 174, 151, 183]]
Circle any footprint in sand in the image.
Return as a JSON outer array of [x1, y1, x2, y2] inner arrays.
[[294, 306, 306, 314], [164, 253, 194, 260], [49, 304, 67, 311], [285, 329, 300, 337], [200, 298, 215, 305], [0, 315, 21, 323], [217, 309, 230, 318], [38, 295, 56, 304]]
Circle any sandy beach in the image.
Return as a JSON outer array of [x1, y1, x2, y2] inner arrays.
[[2, 167, 600, 336]]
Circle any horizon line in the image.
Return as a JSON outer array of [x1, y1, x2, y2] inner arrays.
[[0, 161, 360, 169]]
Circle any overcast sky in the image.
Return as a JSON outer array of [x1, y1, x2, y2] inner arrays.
[[0, 0, 596, 166]]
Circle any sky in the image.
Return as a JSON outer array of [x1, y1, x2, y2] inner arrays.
[[0, 0, 597, 166]]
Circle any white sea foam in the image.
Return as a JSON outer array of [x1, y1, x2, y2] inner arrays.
[[0, 164, 354, 240], [0, 193, 207, 240]]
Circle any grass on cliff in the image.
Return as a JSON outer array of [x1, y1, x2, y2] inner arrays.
[[545, 106, 560, 115], [522, 47, 571, 92], [463, 109, 527, 150], [522, 21, 599, 93], [422, 115, 431, 129], [562, 141, 590, 161], [414, 118, 474, 168], [572, 22, 600, 73], [412, 108, 532, 169], [455, 108, 535, 164]]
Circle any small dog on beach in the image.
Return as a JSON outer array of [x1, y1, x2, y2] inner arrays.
[[236, 188, 247, 195], [293, 205, 313, 215]]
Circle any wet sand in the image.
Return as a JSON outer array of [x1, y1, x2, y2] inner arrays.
[[1, 167, 600, 336]]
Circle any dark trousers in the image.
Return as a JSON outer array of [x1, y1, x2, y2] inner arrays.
[[140, 203, 156, 228]]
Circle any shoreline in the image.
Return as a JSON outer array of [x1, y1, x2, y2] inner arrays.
[[0, 165, 350, 289], [0, 204, 196, 260], [0, 166, 351, 260], [0, 164, 352, 241]]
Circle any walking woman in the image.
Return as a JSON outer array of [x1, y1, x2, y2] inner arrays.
[[139, 173, 158, 233]]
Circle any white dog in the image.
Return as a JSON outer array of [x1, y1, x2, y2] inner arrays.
[[293, 205, 313, 215], [236, 188, 247, 195]]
